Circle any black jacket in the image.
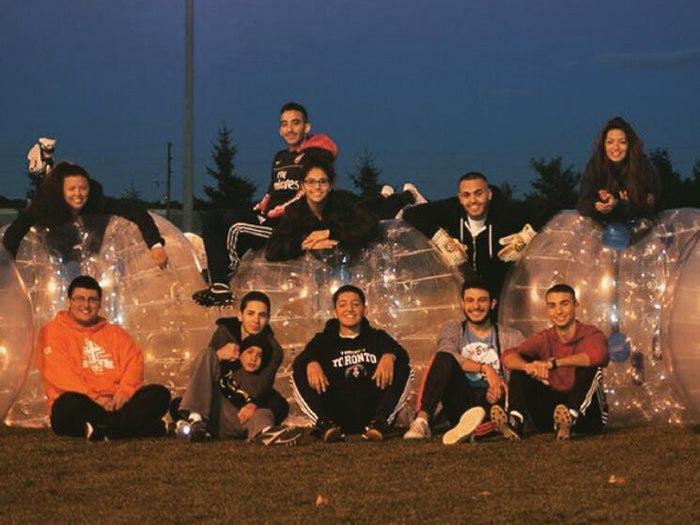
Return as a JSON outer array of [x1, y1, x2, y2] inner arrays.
[[577, 163, 662, 223], [2, 183, 164, 259], [402, 187, 527, 298], [293, 317, 410, 391], [265, 190, 380, 262]]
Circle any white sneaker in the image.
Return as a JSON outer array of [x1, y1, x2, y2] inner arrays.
[[403, 183, 428, 205], [403, 417, 431, 440], [381, 185, 395, 197], [442, 406, 486, 445]]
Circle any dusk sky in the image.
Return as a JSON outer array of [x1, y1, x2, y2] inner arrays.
[[2, 1, 700, 202]]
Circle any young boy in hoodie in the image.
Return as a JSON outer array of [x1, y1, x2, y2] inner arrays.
[[291, 284, 412, 442], [176, 291, 299, 445]]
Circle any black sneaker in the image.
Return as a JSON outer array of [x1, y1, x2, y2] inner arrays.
[[188, 419, 208, 442], [256, 426, 304, 446], [490, 405, 522, 441], [169, 397, 183, 422], [312, 419, 345, 443], [85, 422, 109, 442], [362, 418, 389, 442], [193, 283, 235, 307]]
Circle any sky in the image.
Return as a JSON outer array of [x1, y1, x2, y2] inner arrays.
[[2, 0, 700, 202]]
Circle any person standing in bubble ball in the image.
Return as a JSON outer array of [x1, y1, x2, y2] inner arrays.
[[265, 158, 381, 262], [2, 161, 169, 269], [577, 116, 661, 224]]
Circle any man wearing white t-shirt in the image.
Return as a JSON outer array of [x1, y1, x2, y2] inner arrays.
[[404, 277, 524, 444], [403, 172, 536, 300]]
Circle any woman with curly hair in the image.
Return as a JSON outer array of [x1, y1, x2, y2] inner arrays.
[[2, 161, 168, 268], [577, 117, 661, 223]]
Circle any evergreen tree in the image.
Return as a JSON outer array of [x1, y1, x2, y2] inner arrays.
[[648, 148, 684, 209], [523, 156, 580, 226], [120, 178, 144, 204], [202, 124, 256, 210], [349, 150, 383, 199], [498, 181, 517, 202], [525, 156, 580, 208]]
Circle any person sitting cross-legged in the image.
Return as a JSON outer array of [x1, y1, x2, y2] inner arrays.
[[36, 275, 170, 441], [291, 285, 412, 442], [404, 277, 524, 444], [495, 284, 609, 440], [174, 291, 300, 445]]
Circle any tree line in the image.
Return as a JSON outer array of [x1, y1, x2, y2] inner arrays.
[[201, 124, 700, 227], [8, 123, 700, 228]]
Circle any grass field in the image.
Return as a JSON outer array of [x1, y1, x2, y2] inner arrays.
[[1, 424, 699, 524]]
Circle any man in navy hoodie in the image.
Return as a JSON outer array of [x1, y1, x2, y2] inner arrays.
[[291, 285, 412, 442]]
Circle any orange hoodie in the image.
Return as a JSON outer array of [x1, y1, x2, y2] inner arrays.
[[35, 311, 144, 409]]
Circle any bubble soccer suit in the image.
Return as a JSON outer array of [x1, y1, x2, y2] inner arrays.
[[500, 208, 700, 424], [0, 247, 34, 422], [230, 219, 465, 424], [1, 207, 217, 427]]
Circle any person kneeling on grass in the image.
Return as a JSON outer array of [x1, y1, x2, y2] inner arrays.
[[36, 275, 170, 441], [291, 285, 413, 442], [173, 291, 301, 446], [494, 284, 609, 440], [404, 277, 524, 444]]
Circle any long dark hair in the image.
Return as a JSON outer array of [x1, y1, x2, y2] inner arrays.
[[30, 161, 105, 227], [583, 116, 655, 208]]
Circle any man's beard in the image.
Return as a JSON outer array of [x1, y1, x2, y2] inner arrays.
[[467, 312, 492, 326]]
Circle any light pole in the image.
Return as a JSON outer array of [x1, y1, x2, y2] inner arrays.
[[183, 0, 194, 231]]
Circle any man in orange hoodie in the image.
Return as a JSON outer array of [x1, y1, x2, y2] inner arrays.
[[35, 275, 170, 440]]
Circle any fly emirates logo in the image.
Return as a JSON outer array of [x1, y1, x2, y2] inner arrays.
[[81, 339, 115, 375]]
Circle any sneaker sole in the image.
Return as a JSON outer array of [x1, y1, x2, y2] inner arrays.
[[323, 427, 345, 443], [553, 405, 572, 440], [403, 426, 431, 440], [362, 429, 384, 442], [442, 406, 486, 445], [490, 405, 520, 441], [261, 428, 304, 446]]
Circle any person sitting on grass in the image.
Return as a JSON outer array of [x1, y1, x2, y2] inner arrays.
[[291, 284, 412, 442], [216, 334, 302, 445], [493, 283, 609, 440], [265, 159, 380, 262], [36, 275, 171, 441], [404, 277, 524, 444], [174, 291, 301, 445]]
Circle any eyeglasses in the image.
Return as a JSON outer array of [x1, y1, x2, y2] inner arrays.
[[304, 178, 330, 187], [70, 296, 100, 305]]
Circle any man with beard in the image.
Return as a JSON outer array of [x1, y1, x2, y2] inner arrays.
[[402, 171, 535, 302], [404, 277, 524, 444]]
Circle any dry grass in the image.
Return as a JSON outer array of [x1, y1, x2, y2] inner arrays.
[[1, 424, 700, 524]]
